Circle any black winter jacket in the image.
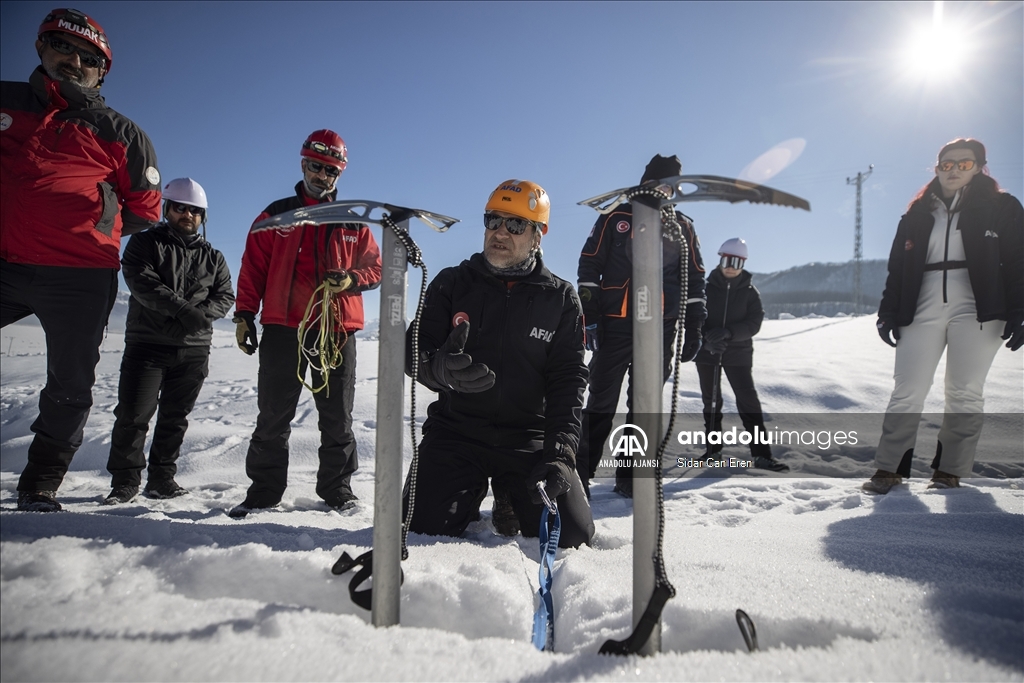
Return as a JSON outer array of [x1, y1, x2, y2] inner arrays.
[[407, 253, 588, 454], [879, 190, 1024, 326], [577, 203, 706, 324], [694, 268, 764, 367], [123, 223, 235, 347]]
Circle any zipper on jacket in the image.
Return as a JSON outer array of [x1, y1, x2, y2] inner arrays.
[[722, 280, 731, 329], [496, 286, 512, 419], [942, 205, 954, 304], [47, 122, 67, 152]]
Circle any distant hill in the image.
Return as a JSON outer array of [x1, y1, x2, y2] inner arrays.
[[749, 259, 887, 318]]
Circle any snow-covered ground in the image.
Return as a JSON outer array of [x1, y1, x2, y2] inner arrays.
[[1, 313, 1022, 682]]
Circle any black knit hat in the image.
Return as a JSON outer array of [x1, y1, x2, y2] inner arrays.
[[641, 154, 682, 183]]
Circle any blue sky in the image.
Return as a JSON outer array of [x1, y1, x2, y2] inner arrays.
[[3, 1, 1021, 317]]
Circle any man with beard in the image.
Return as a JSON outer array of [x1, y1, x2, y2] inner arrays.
[[1, 9, 162, 512], [103, 178, 235, 505], [404, 180, 594, 548], [229, 129, 381, 517]]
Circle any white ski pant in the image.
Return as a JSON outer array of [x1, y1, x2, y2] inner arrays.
[[875, 270, 1004, 478]]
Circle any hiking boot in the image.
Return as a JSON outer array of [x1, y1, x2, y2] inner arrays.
[[613, 477, 633, 499], [491, 487, 520, 537], [228, 493, 281, 519], [17, 490, 62, 512], [862, 469, 902, 495], [103, 485, 140, 505], [754, 456, 790, 473], [324, 487, 358, 512], [703, 449, 724, 465], [928, 471, 961, 490], [144, 479, 188, 499]]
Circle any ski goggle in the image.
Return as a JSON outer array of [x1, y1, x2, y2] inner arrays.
[[45, 36, 107, 70], [305, 160, 342, 177], [484, 212, 538, 236], [936, 159, 977, 173], [168, 202, 205, 218], [720, 255, 746, 270]]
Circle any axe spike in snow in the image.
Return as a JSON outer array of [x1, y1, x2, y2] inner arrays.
[[735, 609, 759, 653], [578, 175, 811, 214], [250, 200, 459, 233]]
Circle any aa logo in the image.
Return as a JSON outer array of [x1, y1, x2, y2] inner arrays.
[[609, 423, 648, 459]]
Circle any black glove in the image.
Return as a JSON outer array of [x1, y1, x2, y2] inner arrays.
[[679, 326, 702, 362], [583, 313, 600, 353], [704, 327, 732, 345], [702, 327, 731, 356], [177, 304, 209, 335], [233, 311, 259, 355], [529, 442, 575, 505], [704, 339, 727, 356], [325, 269, 354, 293], [578, 285, 600, 320], [1002, 314, 1024, 352], [877, 318, 900, 348], [426, 321, 495, 393]]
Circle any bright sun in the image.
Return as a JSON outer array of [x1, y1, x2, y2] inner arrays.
[[904, 1, 969, 79]]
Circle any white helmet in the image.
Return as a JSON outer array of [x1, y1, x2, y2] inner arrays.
[[163, 177, 208, 209], [718, 237, 748, 259]]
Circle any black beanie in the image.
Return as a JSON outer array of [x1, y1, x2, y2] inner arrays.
[[641, 154, 682, 183]]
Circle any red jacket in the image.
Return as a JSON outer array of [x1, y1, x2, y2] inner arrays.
[[1, 68, 161, 269], [236, 183, 382, 331]]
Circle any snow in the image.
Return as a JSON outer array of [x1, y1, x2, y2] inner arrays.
[[2, 313, 1022, 682]]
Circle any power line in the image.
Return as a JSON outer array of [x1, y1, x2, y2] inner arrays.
[[846, 165, 873, 313]]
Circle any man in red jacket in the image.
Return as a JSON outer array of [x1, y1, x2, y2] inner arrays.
[[229, 130, 382, 518], [1, 9, 162, 512]]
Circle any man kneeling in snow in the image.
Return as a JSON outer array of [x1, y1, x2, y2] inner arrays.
[[403, 180, 594, 548]]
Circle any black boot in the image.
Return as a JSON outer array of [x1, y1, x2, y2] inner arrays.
[[103, 485, 140, 505], [144, 479, 187, 499], [491, 485, 520, 537], [18, 490, 62, 512]]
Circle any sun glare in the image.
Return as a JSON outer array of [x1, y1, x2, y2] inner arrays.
[[904, 1, 969, 79]]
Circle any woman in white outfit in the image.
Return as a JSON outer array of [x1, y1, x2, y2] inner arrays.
[[864, 138, 1023, 494]]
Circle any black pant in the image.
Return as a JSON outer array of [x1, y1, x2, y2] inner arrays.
[[695, 362, 771, 457], [577, 319, 678, 487], [106, 343, 210, 488], [244, 324, 358, 501], [1, 260, 117, 492], [406, 427, 595, 549]]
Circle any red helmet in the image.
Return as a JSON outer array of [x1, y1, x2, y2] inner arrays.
[[301, 129, 347, 170], [38, 8, 112, 75]]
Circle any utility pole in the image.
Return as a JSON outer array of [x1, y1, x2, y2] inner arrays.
[[847, 165, 873, 314]]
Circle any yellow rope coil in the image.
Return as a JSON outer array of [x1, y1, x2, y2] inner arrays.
[[296, 283, 349, 394]]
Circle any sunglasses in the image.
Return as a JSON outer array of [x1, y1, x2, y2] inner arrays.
[[46, 36, 106, 70], [937, 159, 977, 173], [169, 202, 205, 218], [720, 255, 746, 270], [483, 212, 537, 236], [305, 160, 342, 177]]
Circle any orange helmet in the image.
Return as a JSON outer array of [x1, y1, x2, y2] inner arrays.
[[484, 179, 550, 234], [38, 8, 112, 75]]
